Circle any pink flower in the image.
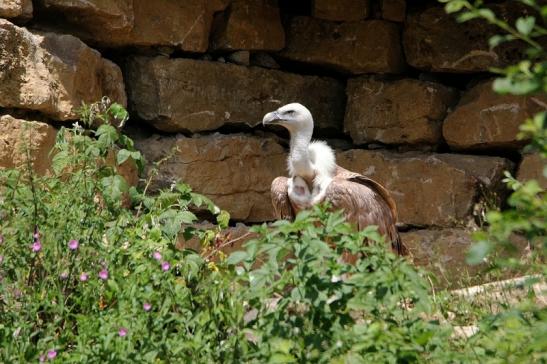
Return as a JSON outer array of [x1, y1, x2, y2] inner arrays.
[[161, 261, 170, 272], [68, 239, 79, 250], [33, 231, 40, 239], [98, 269, 108, 280], [79, 272, 88, 282], [59, 271, 69, 280], [118, 327, 128, 337], [39, 355, 45, 362], [47, 349, 57, 360], [143, 302, 152, 311], [32, 240, 42, 252], [152, 251, 162, 261]]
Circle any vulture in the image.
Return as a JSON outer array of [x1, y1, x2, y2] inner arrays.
[[263, 103, 405, 255]]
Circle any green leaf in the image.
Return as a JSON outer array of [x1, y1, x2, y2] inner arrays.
[[130, 151, 142, 161], [477, 8, 495, 22], [216, 210, 230, 229], [226, 251, 248, 265], [457, 11, 479, 22], [269, 353, 296, 364], [100, 175, 128, 202], [334, 352, 366, 364], [270, 338, 294, 354], [466, 240, 492, 265], [488, 35, 505, 49], [493, 77, 539, 95], [159, 210, 196, 237], [108, 103, 129, 124], [516, 16, 535, 36], [116, 149, 131, 165], [96, 124, 119, 149], [445, 0, 467, 14], [179, 210, 197, 224], [51, 150, 70, 175]]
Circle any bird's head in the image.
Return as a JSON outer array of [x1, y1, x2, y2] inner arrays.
[[262, 103, 313, 134]]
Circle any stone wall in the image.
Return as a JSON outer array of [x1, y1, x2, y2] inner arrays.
[[1, 0, 544, 279]]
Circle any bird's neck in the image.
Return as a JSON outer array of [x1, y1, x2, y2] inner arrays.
[[289, 129, 314, 178]]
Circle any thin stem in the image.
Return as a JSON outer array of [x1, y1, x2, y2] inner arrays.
[[203, 232, 254, 261], [25, 125, 39, 287]]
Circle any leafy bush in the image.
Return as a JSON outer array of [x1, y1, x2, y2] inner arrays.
[[439, 1, 547, 362], [1, 1, 546, 361], [229, 209, 451, 363], [0, 99, 456, 363], [0, 99, 243, 362], [440, 0, 546, 270]]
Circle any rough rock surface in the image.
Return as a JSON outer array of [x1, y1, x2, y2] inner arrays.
[[280, 17, 405, 74], [40, 0, 214, 52], [0, 0, 32, 19], [337, 150, 512, 227], [381, 0, 405, 22], [312, 0, 369, 22], [41, 0, 133, 34], [209, 0, 231, 13], [126, 57, 345, 133], [0, 19, 126, 121], [403, 228, 530, 287], [404, 5, 529, 72], [443, 81, 547, 150], [517, 154, 547, 189], [135, 133, 287, 222], [402, 228, 480, 287], [210, 0, 285, 51], [0, 115, 57, 175], [251, 52, 280, 69], [345, 78, 458, 145], [227, 50, 250, 66]]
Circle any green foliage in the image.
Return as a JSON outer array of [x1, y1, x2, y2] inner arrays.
[[439, 0, 546, 269], [438, 1, 547, 362], [0, 100, 241, 362], [440, 0, 547, 97], [0, 97, 544, 362], [229, 207, 450, 363], [3, 3, 547, 357]]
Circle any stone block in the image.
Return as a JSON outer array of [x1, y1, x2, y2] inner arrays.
[[210, 0, 284, 51], [126, 57, 345, 133], [0, 19, 126, 121], [443, 81, 547, 150], [517, 153, 547, 189], [337, 150, 512, 227], [135, 133, 287, 222], [404, 4, 530, 72], [345, 78, 458, 145], [0, 115, 57, 175], [312, 0, 369, 22], [280, 17, 405, 74]]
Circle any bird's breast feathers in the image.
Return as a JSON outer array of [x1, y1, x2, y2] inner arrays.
[[308, 140, 336, 177]]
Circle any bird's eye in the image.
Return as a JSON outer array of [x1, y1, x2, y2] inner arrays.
[[286, 110, 295, 115]]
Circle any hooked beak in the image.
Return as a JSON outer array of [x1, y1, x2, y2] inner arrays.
[[262, 110, 282, 126]]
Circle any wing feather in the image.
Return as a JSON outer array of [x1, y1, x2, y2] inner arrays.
[[326, 170, 406, 255], [270, 176, 295, 220]]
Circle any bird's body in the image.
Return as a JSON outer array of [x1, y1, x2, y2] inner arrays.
[[263, 103, 405, 255]]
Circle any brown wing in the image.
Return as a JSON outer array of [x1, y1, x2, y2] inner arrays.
[[327, 169, 406, 255], [335, 166, 398, 221], [270, 176, 295, 220]]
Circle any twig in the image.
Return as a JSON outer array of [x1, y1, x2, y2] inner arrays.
[[203, 232, 254, 261]]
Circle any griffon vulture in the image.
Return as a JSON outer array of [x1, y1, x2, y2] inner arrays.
[[263, 103, 405, 255]]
